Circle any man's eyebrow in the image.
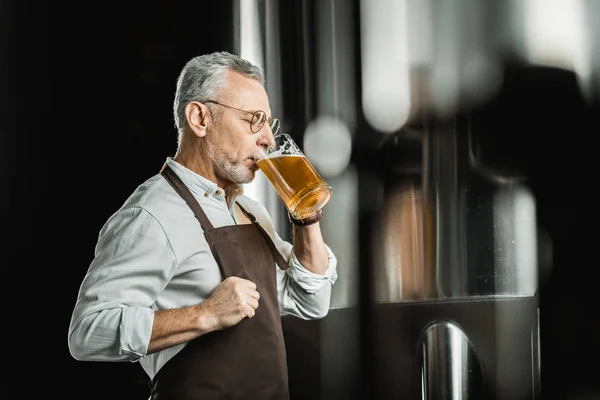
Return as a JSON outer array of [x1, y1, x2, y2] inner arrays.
[[239, 104, 259, 114], [238, 109, 255, 118], [237, 103, 271, 118]]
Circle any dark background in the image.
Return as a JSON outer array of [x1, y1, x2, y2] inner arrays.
[[2, 1, 236, 398], [2, 1, 598, 399]]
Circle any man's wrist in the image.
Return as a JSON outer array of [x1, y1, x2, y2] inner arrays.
[[288, 209, 323, 226]]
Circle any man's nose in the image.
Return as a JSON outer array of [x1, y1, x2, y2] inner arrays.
[[262, 127, 276, 149], [257, 134, 275, 151]]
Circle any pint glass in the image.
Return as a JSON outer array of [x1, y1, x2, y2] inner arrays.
[[257, 133, 333, 220]]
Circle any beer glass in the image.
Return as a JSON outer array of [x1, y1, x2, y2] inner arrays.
[[257, 133, 333, 220]]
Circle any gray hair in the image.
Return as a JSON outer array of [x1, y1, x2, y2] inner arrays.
[[173, 51, 265, 141]]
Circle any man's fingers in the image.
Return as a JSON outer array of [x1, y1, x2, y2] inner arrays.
[[247, 297, 259, 310], [227, 276, 257, 291], [245, 304, 256, 318]]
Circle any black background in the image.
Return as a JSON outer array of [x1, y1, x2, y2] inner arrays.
[[2, 1, 598, 399], [2, 1, 235, 398]]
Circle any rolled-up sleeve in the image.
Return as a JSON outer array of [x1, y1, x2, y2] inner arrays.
[[277, 244, 338, 320], [68, 207, 176, 363], [286, 245, 338, 293]]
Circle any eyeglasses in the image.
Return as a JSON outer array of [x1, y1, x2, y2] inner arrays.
[[204, 100, 280, 135]]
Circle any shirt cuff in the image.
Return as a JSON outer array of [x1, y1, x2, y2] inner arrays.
[[287, 244, 338, 294], [118, 306, 154, 359]]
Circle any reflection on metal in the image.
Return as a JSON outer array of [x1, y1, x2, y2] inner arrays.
[[375, 181, 431, 301], [427, 0, 503, 118], [421, 121, 468, 298], [303, 115, 353, 178], [587, 0, 600, 102], [360, 0, 412, 133], [233, 0, 284, 231], [315, 0, 357, 134], [374, 119, 538, 302], [489, 185, 538, 295], [467, 130, 526, 186], [322, 165, 361, 309], [418, 321, 484, 399], [507, 0, 591, 99]]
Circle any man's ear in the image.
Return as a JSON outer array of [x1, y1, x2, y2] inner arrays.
[[185, 101, 209, 138]]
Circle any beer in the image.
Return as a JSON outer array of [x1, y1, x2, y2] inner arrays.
[[257, 154, 332, 219]]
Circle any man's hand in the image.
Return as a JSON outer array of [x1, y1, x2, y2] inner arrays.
[[201, 276, 260, 331], [148, 276, 260, 354]]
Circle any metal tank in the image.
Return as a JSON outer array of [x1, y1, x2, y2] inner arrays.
[[231, 0, 599, 399], [368, 113, 540, 399]]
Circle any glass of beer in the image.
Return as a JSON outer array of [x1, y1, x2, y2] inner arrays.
[[257, 133, 333, 220]]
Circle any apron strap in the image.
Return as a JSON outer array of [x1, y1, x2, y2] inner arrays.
[[161, 163, 289, 270], [237, 203, 290, 271], [160, 165, 214, 230]]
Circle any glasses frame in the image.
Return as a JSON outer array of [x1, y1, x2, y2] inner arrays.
[[203, 100, 280, 135]]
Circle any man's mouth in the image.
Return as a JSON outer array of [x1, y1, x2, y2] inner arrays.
[[247, 157, 259, 169]]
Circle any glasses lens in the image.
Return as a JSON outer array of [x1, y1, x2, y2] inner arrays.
[[251, 111, 266, 133], [269, 118, 280, 135]]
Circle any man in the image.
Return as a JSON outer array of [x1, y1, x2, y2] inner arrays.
[[68, 51, 338, 399]]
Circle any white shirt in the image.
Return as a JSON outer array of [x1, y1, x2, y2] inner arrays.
[[68, 157, 338, 379]]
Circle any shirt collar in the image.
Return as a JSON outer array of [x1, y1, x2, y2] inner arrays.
[[164, 157, 244, 204]]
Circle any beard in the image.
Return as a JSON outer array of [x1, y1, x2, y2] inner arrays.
[[206, 139, 256, 185]]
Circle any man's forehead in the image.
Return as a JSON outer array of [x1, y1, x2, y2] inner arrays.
[[224, 70, 270, 110]]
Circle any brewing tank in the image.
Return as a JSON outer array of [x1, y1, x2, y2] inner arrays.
[[369, 113, 540, 399], [230, 0, 599, 398]]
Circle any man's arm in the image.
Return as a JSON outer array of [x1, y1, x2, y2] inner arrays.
[[236, 197, 338, 319], [147, 275, 259, 353], [68, 208, 176, 362], [69, 207, 259, 361], [291, 221, 329, 275]]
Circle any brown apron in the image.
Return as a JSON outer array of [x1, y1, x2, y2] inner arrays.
[[151, 165, 291, 400]]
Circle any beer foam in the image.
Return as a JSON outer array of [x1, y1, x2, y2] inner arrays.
[[268, 136, 302, 158], [267, 153, 304, 158]]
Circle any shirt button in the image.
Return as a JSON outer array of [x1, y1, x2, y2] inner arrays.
[[204, 192, 209, 197], [216, 190, 222, 196]]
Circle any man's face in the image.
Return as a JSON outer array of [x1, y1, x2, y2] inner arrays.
[[206, 70, 276, 187]]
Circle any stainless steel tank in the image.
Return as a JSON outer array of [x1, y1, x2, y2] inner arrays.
[[232, 0, 599, 399]]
